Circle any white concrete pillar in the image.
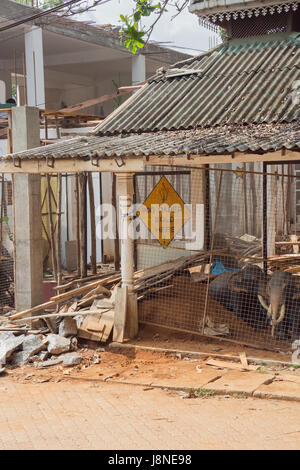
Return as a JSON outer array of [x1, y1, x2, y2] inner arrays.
[[132, 54, 146, 86], [116, 173, 135, 292], [12, 106, 43, 311], [25, 26, 45, 108], [0, 71, 12, 101]]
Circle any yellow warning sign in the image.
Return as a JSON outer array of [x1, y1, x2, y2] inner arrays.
[[136, 176, 190, 248]]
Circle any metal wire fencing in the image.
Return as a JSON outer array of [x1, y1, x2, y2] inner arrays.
[[0, 174, 14, 311], [134, 163, 300, 350]]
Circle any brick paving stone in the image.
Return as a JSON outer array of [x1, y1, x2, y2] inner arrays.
[[254, 375, 300, 401], [1, 377, 300, 449], [203, 370, 274, 395]]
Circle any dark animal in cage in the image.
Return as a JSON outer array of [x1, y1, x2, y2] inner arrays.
[[0, 246, 14, 307], [257, 271, 300, 342], [208, 265, 270, 330]]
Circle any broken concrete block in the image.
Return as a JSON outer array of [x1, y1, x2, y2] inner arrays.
[[58, 317, 77, 338], [23, 334, 47, 355], [34, 357, 63, 368], [71, 337, 78, 351], [47, 334, 71, 355], [12, 351, 29, 364], [60, 352, 82, 367], [11, 334, 47, 365], [0, 331, 16, 343], [39, 351, 50, 361], [0, 334, 25, 365]]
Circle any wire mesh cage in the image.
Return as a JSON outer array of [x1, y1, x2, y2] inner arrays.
[[134, 163, 300, 350], [0, 174, 14, 311]]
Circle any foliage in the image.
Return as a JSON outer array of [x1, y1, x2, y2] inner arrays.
[[119, 0, 163, 54]]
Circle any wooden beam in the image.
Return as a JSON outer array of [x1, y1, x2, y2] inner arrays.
[[0, 157, 145, 174], [144, 150, 300, 166], [56, 86, 143, 114]]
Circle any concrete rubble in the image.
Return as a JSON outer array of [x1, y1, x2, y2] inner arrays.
[[0, 333, 26, 365], [47, 334, 71, 355], [0, 319, 83, 370], [58, 317, 78, 338]]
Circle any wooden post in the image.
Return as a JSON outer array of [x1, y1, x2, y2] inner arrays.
[[202, 169, 223, 333], [262, 162, 268, 274], [112, 173, 120, 270], [75, 174, 81, 276], [0, 175, 4, 256], [268, 164, 276, 257], [87, 173, 97, 275], [46, 174, 57, 282], [56, 173, 62, 285], [79, 173, 87, 278]]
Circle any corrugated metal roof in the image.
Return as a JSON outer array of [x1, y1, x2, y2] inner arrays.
[[6, 122, 300, 161], [93, 33, 300, 136]]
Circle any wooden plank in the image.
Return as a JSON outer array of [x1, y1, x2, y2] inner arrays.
[[113, 286, 128, 343], [9, 273, 120, 320], [97, 309, 114, 342], [14, 309, 111, 324], [56, 87, 141, 114], [239, 352, 249, 369], [206, 358, 259, 371], [79, 309, 115, 342], [54, 271, 119, 292]]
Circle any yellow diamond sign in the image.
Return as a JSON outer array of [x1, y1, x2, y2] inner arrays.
[[136, 176, 190, 248]]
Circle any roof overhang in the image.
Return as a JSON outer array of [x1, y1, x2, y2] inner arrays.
[[1, 122, 300, 173], [189, 0, 300, 21]]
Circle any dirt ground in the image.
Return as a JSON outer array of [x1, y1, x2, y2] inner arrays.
[[133, 324, 293, 363], [3, 325, 298, 390]]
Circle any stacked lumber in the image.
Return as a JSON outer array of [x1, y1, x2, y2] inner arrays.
[[268, 254, 300, 273], [4, 253, 215, 342], [134, 252, 212, 298], [5, 272, 121, 342]]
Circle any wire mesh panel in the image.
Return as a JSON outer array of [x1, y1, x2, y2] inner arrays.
[[135, 163, 300, 350], [0, 174, 14, 311]]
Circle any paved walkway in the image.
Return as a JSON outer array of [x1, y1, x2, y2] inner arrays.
[[1, 378, 300, 450]]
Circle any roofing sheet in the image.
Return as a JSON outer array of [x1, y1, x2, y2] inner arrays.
[[6, 121, 300, 161], [93, 33, 300, 136]]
